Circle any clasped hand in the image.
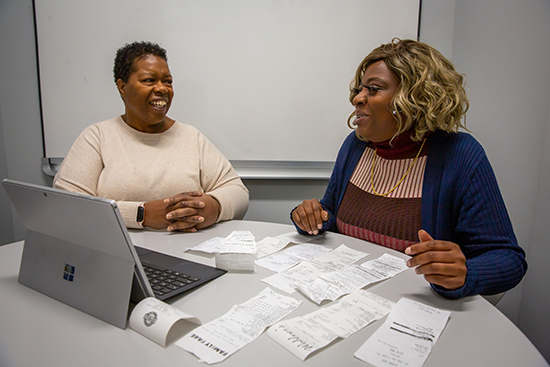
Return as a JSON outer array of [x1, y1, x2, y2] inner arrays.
[[142, 191, 220, 232], [405, 230, 467, 291]]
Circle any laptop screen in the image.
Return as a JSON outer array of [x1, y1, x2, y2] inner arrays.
[[2, 178, 152, 328]]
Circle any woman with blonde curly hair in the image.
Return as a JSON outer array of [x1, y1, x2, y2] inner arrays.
[[291, 39, 526, 299]]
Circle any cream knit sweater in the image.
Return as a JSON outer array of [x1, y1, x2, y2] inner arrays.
[[53, 116, 249, 228]]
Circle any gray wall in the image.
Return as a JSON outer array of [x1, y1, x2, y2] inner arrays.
[[1, 0, 549, 362], [242, 179, 327, 225], [519, 106, 550, 362]]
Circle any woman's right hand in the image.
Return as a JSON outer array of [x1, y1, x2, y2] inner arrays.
[[291, 199, 329, 235], [142, 192, 204, 232]]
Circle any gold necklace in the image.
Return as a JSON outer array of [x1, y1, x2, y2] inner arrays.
[[371, 138, 427, 197]]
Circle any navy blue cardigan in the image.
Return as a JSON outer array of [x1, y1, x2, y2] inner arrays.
[[292, 131, 527, 299]]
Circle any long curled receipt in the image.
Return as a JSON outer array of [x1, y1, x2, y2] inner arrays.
[[268, 290, 394, 361], [354, 298, 450, 367], [129, 297, 201, 347], [176, 288, 302, 364]]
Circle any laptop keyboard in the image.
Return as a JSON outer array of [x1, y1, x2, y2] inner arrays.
[[142, 264, 200, 298]]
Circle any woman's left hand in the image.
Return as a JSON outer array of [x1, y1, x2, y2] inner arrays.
[[164, 191, 220, 232], [405, 230, 467, 290]]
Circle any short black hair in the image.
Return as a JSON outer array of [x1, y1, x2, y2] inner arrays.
[[113, 41, 168, 83]]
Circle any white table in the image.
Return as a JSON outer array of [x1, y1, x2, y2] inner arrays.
[[0, 220, 547, 367]]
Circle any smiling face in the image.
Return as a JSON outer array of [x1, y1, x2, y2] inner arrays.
[[116, 55, 174, 133], [352, 60, 400, 143]]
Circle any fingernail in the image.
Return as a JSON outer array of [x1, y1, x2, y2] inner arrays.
[[415, 267, 421, 274], [166, 213, 173, 219], [308, 231, 313, 235], [167, 225, 174, 231], [198, 217, 204, 222], [406, 260, 411, 267], [405, 247, 411, 255], [164, 198, 170, 204], [317, 224, 322, 229], [313, 230, 318, 235]]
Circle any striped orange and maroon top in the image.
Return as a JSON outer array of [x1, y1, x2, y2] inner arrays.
[[337, 134, 428, 252]]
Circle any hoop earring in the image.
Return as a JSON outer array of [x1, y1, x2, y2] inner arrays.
[[347, 112, 356, 130]]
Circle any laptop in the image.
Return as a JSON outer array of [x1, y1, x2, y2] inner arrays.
[[2, 179, 226, 329]]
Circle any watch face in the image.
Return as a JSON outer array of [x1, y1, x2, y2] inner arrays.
[[137, 205, 144, 222]]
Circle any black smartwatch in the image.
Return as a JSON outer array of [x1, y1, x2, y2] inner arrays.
[[137, 203, 145, 228]]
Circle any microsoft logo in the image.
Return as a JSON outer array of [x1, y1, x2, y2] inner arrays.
[[63, 264, 75, 282]]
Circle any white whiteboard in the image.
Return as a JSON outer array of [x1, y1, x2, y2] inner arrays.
[[36, 0, 420, 163]]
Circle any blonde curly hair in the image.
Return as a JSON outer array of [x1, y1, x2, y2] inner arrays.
[[348, 38, 469, 141]]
